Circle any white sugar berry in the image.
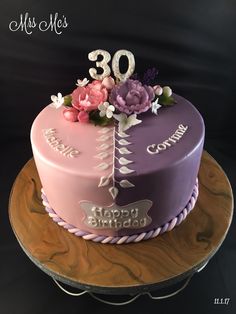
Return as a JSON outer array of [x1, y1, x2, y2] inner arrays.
[[163, 86, 172, 97]]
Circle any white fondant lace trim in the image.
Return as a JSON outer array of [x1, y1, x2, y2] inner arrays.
[[41, 178, 198, 244]]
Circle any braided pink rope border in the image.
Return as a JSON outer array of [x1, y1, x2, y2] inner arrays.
[[41, 179, 198, 244]]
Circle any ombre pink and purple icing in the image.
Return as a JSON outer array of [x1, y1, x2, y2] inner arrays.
[[30, 50, 204, 244]]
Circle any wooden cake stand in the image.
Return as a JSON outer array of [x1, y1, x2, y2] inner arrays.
[[9, 151, 233, 300]]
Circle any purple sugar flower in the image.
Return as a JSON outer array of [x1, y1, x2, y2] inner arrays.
[[109, 79, 155, 115]]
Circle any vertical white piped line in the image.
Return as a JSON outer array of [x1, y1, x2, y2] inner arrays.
[[96, 125, 134, 199], [108, 126, 119, 200], [112, 126, 115, 189], [114, 128, 135, 187], [94, 128, 113, 188]]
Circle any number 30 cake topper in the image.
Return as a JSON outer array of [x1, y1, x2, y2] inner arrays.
[[88, 49, 135, 81]]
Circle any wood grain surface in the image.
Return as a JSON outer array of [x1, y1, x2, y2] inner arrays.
[[8, 151, 233, 294]]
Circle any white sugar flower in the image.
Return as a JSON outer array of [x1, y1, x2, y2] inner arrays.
[[98, 102, 115, 119], [50, 92, 64, 109], [151, 98, 162, 115], [113, 113, 142, 133], [76, 78, 89, 87]]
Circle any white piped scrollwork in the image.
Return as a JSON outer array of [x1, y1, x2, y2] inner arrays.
[[96, 143, 111, 151], [98, 176, 111, 187], [95, 125, 135, 200], [95, 162, 110, 171], [116, 131, 130, 138], [119, 180, 135, 188], [117, 139, 131, 146], [94, 128, 114, 193], [94, 152, 110, 160], [116, 147, 132, 155], [96, 135, 112, 142], [119, 166, 135, 174], [109, 186, 119, 200], [98, 128, 111, 134], [94, 127, 119, 200], [118, 157, 133, 165], [114, 127, 135, 189]]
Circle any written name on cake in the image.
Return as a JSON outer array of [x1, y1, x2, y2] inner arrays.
[[43, 128, 79, 158], [9, 12, 68, 35], [80, 200, 153, 230], [147, 124, 188, 154]]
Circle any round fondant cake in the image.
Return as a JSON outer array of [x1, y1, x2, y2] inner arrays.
[[30, 49, 205, 244]]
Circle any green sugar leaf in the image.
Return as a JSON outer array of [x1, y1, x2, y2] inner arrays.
[[63, 95, 72, 107], [89, 110, 113, 126], [159, 95, 175, 106]]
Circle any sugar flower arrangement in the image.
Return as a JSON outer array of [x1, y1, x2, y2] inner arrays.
[[50, 50, 175, 133]]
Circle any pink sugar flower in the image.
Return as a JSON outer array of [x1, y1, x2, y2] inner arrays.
[[72, 80, 108, 112]]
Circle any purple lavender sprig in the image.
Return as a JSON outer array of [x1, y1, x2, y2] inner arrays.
[[142, 67, 159, 85], [130, 72, 140, 80]]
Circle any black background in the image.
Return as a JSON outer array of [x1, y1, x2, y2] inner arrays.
[[0, 0, 235, 313]]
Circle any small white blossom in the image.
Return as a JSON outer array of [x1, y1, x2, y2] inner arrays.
[[76, 78, 89, 87], [50, 93, 64, 109], [98, 102, 115, 119], [113, 113, 142, 133], [151, 98, 162, 115]]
